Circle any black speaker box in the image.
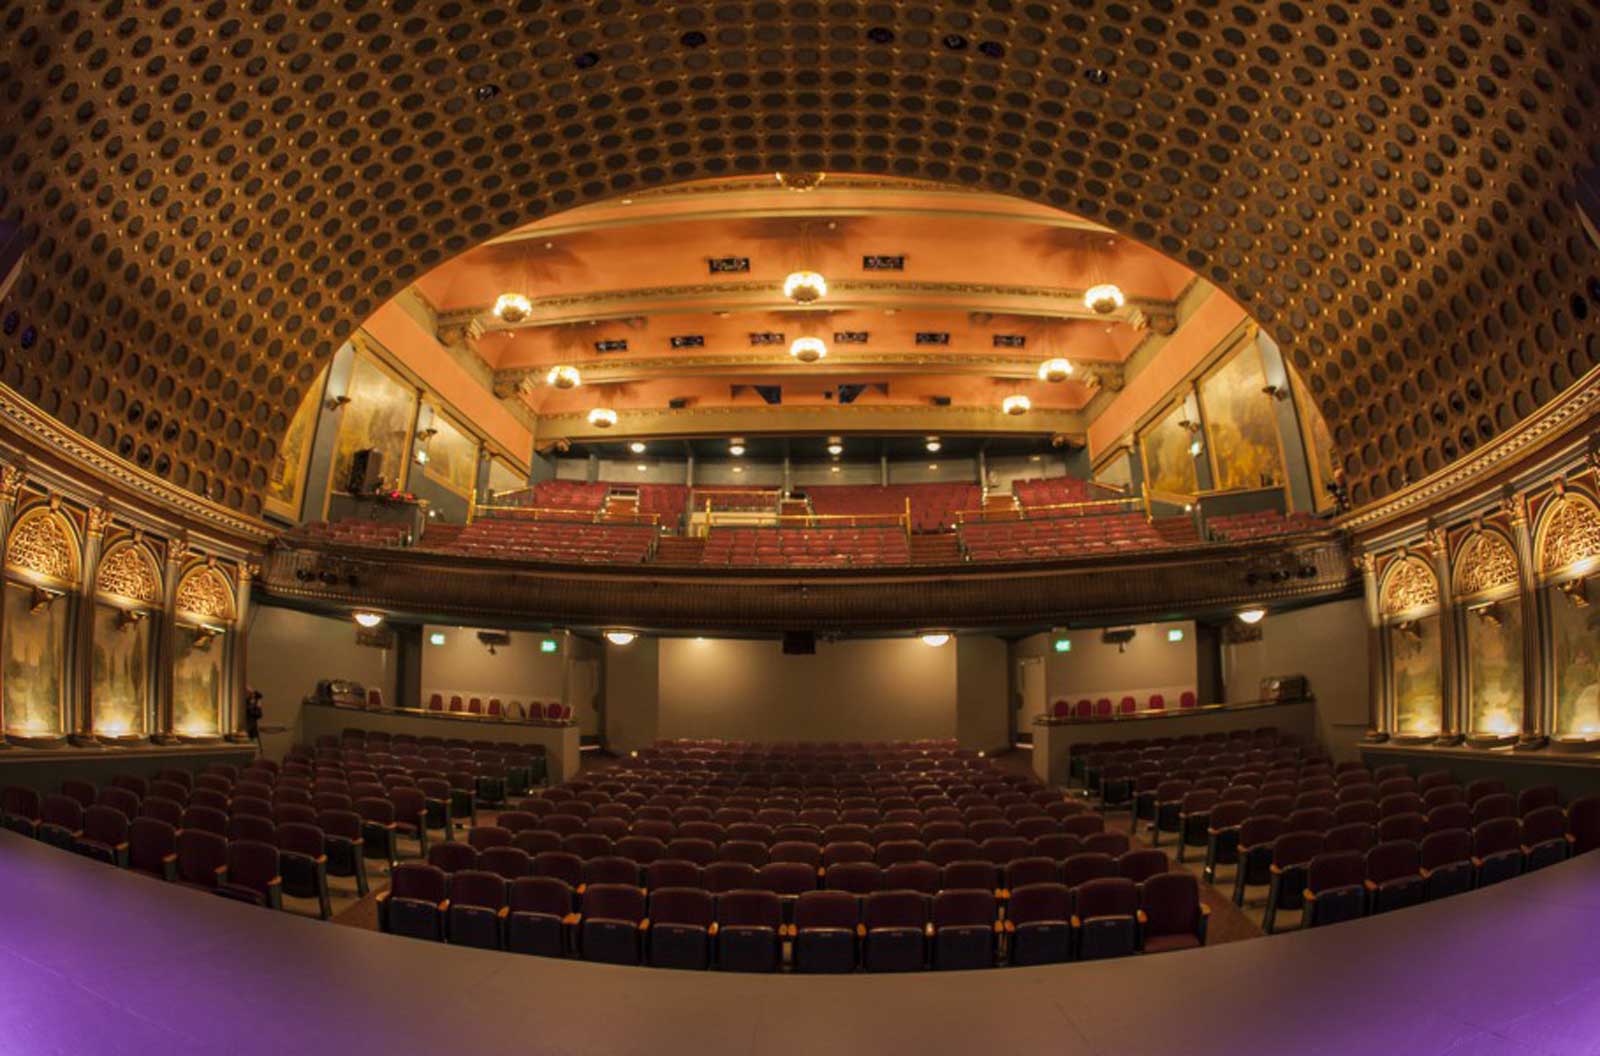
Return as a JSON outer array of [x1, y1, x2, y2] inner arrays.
[[346, 448, 383, 493], [781, 631, 816, 655]]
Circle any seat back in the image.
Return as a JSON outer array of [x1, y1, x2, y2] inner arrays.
[[1139, 871, 1200, 937], [1365, 839, 1421, 884]]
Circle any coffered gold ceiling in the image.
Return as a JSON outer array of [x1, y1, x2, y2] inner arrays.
[[0, 1, 1595, 517]]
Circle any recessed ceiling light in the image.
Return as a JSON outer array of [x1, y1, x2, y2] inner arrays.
[[353, 612, 384, 628], [729, 444, 746, 457], [629, 441, 646, 454], [926, 437, 941, 452], [1238, 608, 1266, 624], [605, 630, 637, 646], [827, 442, 843, 455], [920, 632, 951, 647]]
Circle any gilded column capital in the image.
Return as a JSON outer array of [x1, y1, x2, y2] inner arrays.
[[85, 505, 113, 538], [167, 538, 190, 568], [0, 463, 24, 503]]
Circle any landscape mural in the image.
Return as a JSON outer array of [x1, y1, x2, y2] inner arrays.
[[2, 582, 66, 736], [422, 407, 479, 498], [92, 604, 149, 737], [1465, 601, 1524, 738], [172, 629, 224, 737], [1551, 586, 1600, 739], [331, 353, 417, 498], [1199, 341, 1284, 492], [1390, 614, 1442, 737], [1140, 401, 1198, 497]]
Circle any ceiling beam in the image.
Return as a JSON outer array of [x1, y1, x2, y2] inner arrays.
[[435, 279, 1179, 335], [531, 404, 1088, 449]]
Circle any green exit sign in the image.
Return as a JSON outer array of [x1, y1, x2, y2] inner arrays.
[[1167, 629, 1185, 643], [540, 638, 559, 654], [1053, 638, 1071, 653]]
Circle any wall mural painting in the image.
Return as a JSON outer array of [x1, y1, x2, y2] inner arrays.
[[2, 581, 67, 736], [92, 604, 149, 737], [1390, 614, 1442, 738], [1287, 363, 1338, 511], [173, 630, 224, 737], [1551, 585, 1600, 739], [264, 368, 327, 519], [1139, 402, 1198, 497], [331, 353, 417, 498], [1464, 601, 1524, 738], [421, 407, 479, 498], [1198, 341, 1285, 492]]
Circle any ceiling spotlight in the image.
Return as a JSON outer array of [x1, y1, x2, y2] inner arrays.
[[605, 630, 637, 646], [1002, 394, 1031, 416], [783, 270, 828, 304], [546, 364, 581, 389], [925, 437, 941, 453], [587, 407, 618, 428], [775, 172, 826, 192], [352, 611, 384, 629], [827, 442, 844, 456], [789, 336, 828, 363], [629, 441, 647, 454], [1238, 608, 1266, 625], [729, 442, 746, 457], [920, 632, 951, 647], [1084, 284, 1125, 314], [1037, 358, 1074, 383], [493, 292, 532, 323]]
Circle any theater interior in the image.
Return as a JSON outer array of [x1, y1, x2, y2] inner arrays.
[[0, 3, 1598, 1054]]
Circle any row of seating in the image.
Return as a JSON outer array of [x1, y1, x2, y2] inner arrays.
[[802, 483, 981, 533], [288, 518, 412, 547], [1011, 476, 1098, 509], [961, 513, 1199, 562], [421, 693, 573, 722], [378, 867, 1207, 970], [700, 526, 911, 567], [433, 518, 657, 563], [1053, 692, 1202, 718], [1205, 509, 1324, 541]]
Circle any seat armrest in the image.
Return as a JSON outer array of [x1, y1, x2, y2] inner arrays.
[[561, 912, 580, 926], [1362, 879, 1378, 892], [638, 918, 650, 932], [707, 922, 719, 937], [1136, 910, 1148, 925]]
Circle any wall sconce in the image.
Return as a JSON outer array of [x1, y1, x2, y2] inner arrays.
[[28, 585, 63, 613], [1468, 601, 1503, 626], [1394, 619, 1422, 645], [1261, 383, 1288, 401], [416, 427, 439, 442], [325, 394, 352, 412], [115, 608, 147, 632], [1558, 576, 1591, 608], [191, 625, 223, 650]]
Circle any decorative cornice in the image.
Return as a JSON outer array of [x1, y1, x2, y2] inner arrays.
[[0, 383, 274, 546], [1339, 366, 1600, 536]]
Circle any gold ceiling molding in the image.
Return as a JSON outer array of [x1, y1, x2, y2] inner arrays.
[[493, 353, 1124, 390], [175, 566, 236, 624], [1536, 491, 1600, 578], [96, 542, 163, 607], [1452, 531, 1520, 599], [0, 3, 1593, 517], [1379, 555, 1440, 618], [534, 402, 1088, 444], [438, 279, 1176, 332], [4, 506, 81, 586]]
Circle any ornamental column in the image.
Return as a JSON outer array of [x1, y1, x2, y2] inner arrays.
[[1359, 552, 1388, 742], [151, 537, 187, 745], [0, 463, 23, 748], [225, 562, 256, 743], [1425, 526, 1462, 745], [68, 504, 111, 747], [1505, 494, 1547, 749]]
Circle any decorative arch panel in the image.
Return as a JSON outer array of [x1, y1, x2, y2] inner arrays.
[[95, 541, 163, 608], [4, 506, 82, 588]]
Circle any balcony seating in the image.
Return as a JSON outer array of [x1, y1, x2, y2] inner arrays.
[[804, 483, 979, 533], [1012, 476, 1097, 509], [1206, 510, 1324, 541], [438, 518, 656, 564], [962, 513, 1198, 562], [287, 518, 413, 548], [701, 526, 910, 567], [635, 484, 689, 526]]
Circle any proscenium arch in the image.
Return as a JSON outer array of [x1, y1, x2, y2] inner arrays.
[[0, 3, 1596, 517]]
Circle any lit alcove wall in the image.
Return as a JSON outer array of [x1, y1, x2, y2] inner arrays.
[[172, 626, 225, 738], [1017, 621, 1197, 707], [1463, 601, 1524, 740], [247, 605, 396, 756], [2, 582, 69, 737], [91, 603, 151, 738], [1388, 615, 1443, 739], [1549, 583, 1600, 740]]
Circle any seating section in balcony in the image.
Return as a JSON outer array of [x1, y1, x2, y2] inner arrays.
[[1011, 476, 1098, 509], [286, 518, 412, 548], [441, 519, 657, 564], [962, 514, 1197, 562], [805, 484, 980, 533], [500, 481, 610, 513], [693, 486, 780, 512], [701, 526, 911, 567], [1207, 510, 1325, 541], [635, 484, 690, 526]]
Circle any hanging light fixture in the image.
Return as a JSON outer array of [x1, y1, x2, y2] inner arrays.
[[546, 365, 581, 389], [1037, 358, 1074, 383], [587, 407, 618, 428], [789, 335, 828, 363], [1002, 394, 1032, 416], [784, 270, 828, 304], [493, 292, 533, 324], [1084, 283, 1125, 315]]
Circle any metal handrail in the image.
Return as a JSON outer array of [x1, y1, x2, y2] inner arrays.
[[704, 510, 909, 533], [473, 504, 661, 527], [953, 496, 1142, 524]]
